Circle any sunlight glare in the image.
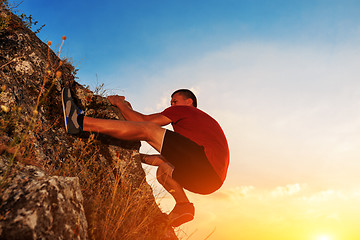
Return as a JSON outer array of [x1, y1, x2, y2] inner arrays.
[[316, 235, 333, 240]]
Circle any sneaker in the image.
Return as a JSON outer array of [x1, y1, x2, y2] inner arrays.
[[168, 202, 195, 227], [61, 87, 83, 134]]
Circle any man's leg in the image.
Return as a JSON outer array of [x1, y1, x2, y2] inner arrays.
[[142, 155, 190, 203], [157, 162, 190, 203], [141, 154, 194, 227], [83, 116, 165, 153]]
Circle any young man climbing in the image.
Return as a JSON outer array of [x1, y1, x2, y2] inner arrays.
[[61, 87, 229, 227]]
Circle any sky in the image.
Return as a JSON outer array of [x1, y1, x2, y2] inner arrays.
[[16, 1, 360, 239]]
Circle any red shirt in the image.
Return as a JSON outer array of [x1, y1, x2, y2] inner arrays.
[[161, 105, 229, 182]]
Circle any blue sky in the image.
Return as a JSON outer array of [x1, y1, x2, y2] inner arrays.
[[16, 1, 360, 239], [19, 0, 360, 92]]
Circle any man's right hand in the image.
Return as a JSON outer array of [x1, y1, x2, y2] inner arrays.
[[107, 95, 132, 109]]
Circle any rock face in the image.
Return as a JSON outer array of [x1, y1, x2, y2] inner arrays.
[[0, 9, 177, 240], [0, 159, 88, 240]]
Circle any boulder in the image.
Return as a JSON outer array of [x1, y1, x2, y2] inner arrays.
[[0, 157, 88, 240]]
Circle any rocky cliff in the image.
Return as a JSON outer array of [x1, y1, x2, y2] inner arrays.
[[0, 9, 177, 240]]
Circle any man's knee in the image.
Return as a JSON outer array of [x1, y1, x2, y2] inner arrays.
[[141, 154, 165, 166], [141, 122, 166, 153], [141, 122, 163, 140]]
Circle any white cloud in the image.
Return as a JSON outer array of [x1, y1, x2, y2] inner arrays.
[[205, 184, 360, 206], [303, 189, 347, 202], [210, 185, 255, 200], [271, 183, 304, 197]]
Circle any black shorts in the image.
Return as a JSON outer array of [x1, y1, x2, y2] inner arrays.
[[160, 130, 223, 194]]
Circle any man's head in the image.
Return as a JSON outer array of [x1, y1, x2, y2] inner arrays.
[[171, 89, 197, 107]]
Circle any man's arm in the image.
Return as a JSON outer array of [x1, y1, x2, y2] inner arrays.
[[107, 95, 172, 126]]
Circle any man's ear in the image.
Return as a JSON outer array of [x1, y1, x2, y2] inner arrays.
[[185, 98, 193, 106]]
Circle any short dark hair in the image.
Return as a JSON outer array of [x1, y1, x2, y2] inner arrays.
[[171, 89, 197, 107]]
